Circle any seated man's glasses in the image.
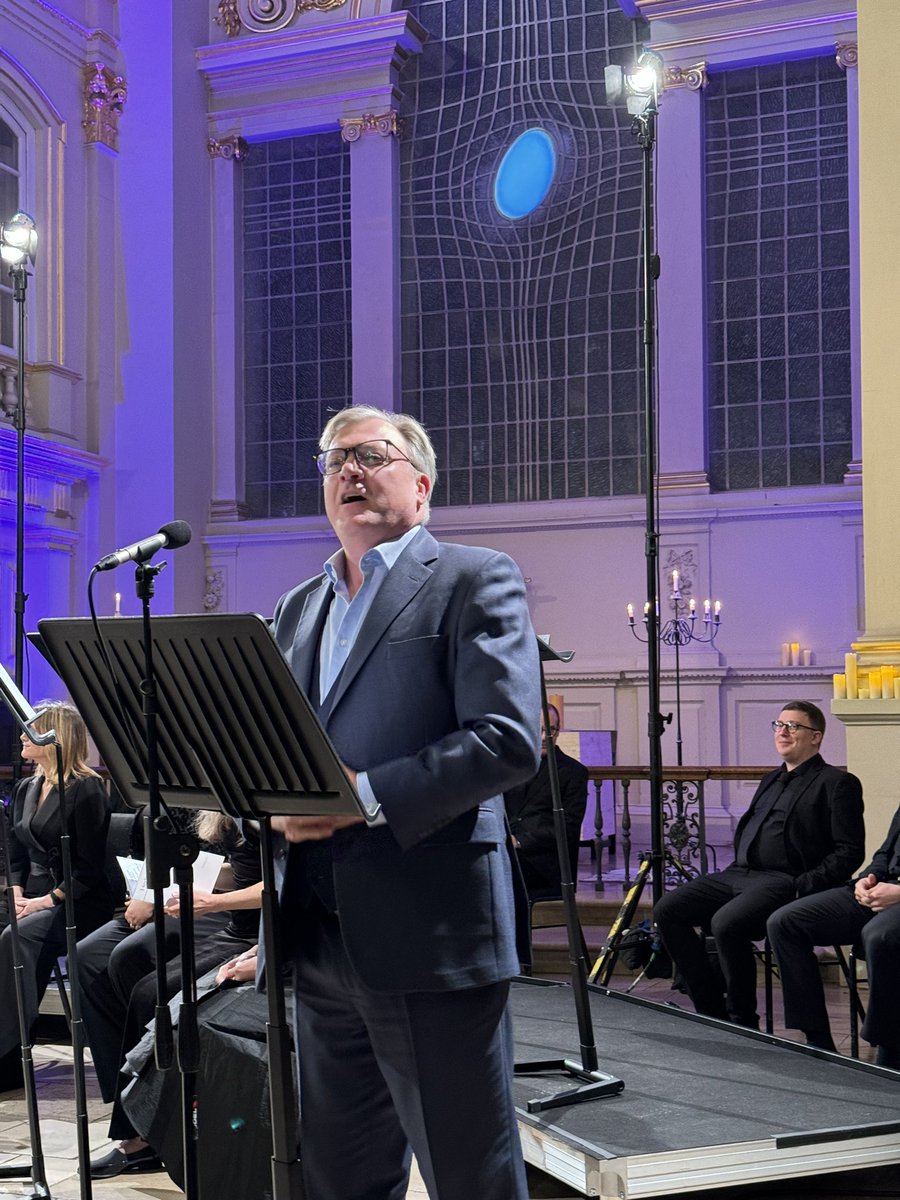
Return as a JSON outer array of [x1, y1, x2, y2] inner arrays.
[[771, 720, 818, 733], [314, 439, 411, 477]]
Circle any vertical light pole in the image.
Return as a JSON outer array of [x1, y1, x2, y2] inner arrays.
[[1, 210, 38, 696]]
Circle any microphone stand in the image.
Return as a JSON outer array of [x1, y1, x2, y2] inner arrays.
[[133, 561, 201, 1200], [514, 640, 624, 1111]]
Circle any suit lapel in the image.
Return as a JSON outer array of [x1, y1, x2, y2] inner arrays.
[[289, 578, 332, 694], [323, 530, 439, 718]]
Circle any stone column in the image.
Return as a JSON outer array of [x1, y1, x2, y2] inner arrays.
[[656, 62, 709, 494], [835, 6, 900, 851], [340, 111, 402, 411]]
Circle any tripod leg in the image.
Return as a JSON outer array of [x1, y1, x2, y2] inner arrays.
[[589, 855, 652, 987]]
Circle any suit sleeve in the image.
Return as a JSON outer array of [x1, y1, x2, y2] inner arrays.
[[366, 551, 542, 850], [67, 777, 111, 900], [794, 770, 865, 896], [858, 807, 900, 880]]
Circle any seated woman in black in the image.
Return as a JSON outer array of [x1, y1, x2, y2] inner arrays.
[[0, 701, 113, 1090], [81, 811, 262, 1178]]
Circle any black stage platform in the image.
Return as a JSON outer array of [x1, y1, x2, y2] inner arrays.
[[510, 981, 900, 1198]]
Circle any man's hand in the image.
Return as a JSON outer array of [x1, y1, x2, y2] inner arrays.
[[855, 874, 900, 913], [165, 890, 221, 919], [124, 898, 154, 929], [271, 814, 365, 843], [216, 947, 258, 985]]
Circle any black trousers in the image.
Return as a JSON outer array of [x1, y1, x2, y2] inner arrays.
[[767, 885, 900, 1050], [77, 913, 254, 1138], [654, 865, 796, 1025]]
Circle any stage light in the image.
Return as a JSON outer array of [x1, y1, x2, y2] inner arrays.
[[0, 211, 38, 268], [604, 51, 664, 116]]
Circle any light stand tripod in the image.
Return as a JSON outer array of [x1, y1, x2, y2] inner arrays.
[[513, 640, 624, 1112], [0, 210, 54, 1200]]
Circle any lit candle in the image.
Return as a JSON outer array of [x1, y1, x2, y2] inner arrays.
[[882, 665, 895, 699], [857, 685, 871, 700], [894, 678, 900, 702], [790, 642, 800, 667], [703, 599, 711, 623], [114, 592, 121, 618], [844, 652, 858, 700], [714, 600, 722, 623], [626, 603, 634, 624], [870, 668, 883, 697], [688, 598, 696, 615], [643, 602, 650, 618], [833, 673, 847, 700], [672, 569, 679, 593]]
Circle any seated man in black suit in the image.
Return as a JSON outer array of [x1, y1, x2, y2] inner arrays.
[[505, 704, 589, 898], [767, 806, 900, 1065], [654, 700, 864, 1029]]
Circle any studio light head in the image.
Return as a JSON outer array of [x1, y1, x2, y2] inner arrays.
[[605, 50, 664, 117], [0, 211, 38, 269]]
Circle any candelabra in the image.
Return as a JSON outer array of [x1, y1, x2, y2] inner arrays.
[[626, 572, 722, 879]]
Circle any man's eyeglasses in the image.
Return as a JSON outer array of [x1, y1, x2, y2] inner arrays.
[[314, 439, 411, 477], [771, 720, 819, 734]]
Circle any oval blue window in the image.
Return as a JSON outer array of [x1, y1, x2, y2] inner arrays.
[[494, 129, 556, 220]]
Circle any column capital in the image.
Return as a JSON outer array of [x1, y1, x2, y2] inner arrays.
[[664, 61, 708, 92], [836, 41, 858, 71], [208, 134, 249, 161], [339, 110, 400, 143], [83, 61, 127, 151]]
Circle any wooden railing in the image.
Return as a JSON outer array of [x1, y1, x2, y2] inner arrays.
[[584, 765, 774, 893]]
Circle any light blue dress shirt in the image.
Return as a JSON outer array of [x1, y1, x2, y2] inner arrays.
[[319, 523, 424, 821]]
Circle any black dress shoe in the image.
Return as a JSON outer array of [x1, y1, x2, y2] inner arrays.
[[89, 1145, 162, 1179]]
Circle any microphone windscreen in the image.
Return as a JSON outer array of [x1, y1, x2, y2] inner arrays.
[[159, 520, 193, 549]]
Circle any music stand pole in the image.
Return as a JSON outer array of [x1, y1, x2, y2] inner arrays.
[[514, 640, 624, 1111], [131, 561, 201, 1200]]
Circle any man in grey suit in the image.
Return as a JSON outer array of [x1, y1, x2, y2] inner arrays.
[[271, 405, 541, 1200]]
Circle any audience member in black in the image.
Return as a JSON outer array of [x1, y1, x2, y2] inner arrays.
[[82, 811, 262, 1178], [0, 702, 113, 1091], [505, 704, 589, 898], [654, 701, 864, 1029], [768, 805, 900, 1066]]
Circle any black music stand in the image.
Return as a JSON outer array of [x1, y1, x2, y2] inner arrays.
[[513, 639, 624, 1111], [36, 612, 366, 1200]]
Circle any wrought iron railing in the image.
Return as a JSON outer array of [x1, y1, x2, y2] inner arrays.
[[585, 765, 773, 892]]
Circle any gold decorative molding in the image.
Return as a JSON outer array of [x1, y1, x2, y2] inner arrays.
[[82, 62, 127, 151], [216, 0, 347, 37], [664, 61, 708, 92], [339, 110, 400, 143], [215, 0, 241, 37], [208, 135, 249, 161], [835, 41, 858, 71]]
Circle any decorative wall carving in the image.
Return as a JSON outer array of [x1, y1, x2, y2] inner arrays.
[[339, 110, 400, 142], [664, 61, 708, 91], [204, 569, 225, 612], [216, 0, 348, 37], [835, 42, 858, 70], [83, 62, 127, 151], [208, 135, 249, 161]]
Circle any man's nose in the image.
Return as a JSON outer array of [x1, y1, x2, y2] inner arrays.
[[339, 453, 363, 479]]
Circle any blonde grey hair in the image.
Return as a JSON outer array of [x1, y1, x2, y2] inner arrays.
[[28, 701, 100, 787], [319, 406, 438, 519]]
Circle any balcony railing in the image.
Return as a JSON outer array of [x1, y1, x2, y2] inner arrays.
[[585, 765, 773, 892]]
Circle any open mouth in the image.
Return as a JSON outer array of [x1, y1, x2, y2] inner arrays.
[[342, 494, 367, 504]]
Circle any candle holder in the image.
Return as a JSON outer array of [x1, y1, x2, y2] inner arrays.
[[626, 572, 722, 881]]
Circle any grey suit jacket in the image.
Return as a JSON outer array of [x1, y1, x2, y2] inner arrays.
[[271, 526, 541, 992]]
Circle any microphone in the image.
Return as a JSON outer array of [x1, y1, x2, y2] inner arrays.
[[95, 520, 192, 572]]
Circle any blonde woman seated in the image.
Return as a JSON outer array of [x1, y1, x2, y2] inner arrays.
[[0, 702, 114, 1091]]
